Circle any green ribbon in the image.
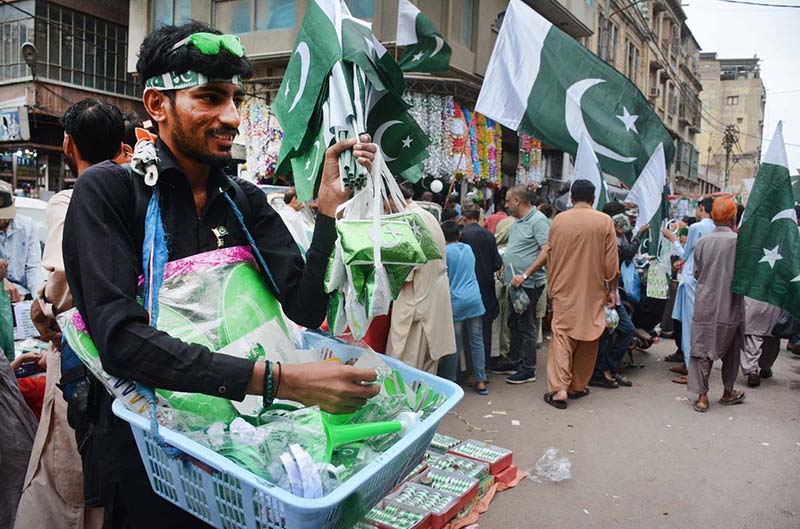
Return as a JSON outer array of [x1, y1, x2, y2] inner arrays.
[[144, 70, 243, 90]]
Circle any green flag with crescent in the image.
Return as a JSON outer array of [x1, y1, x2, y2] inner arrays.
[[476, 0, 674, 187], [396, 0, 451, 73], [732, 122, 800, 320]]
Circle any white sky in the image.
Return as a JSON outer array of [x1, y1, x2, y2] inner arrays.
[[683, 0, 800, 174]]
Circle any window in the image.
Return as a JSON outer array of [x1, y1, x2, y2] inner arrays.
[[214, 0, 296, 33], [152, 0, 191, 29], [727, 95, 739, 106], [607, 23, 618, 65], [0, 0, 34, 82], [459, 0, 474, 48], [36, 2, 138, 96], [624, 39, 640, 85], [344, 0, 374, 20]]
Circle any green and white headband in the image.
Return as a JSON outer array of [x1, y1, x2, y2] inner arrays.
[[144, 70, 243, 90]]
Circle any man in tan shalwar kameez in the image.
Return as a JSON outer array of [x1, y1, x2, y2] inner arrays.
[[525, 180, 618, 409], [14, 99, 128, 529], [387, 202, 456, 374], [688, 197, 746, 412]]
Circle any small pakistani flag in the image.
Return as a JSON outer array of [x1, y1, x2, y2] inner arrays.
[[475, 0, 674, 187], [342, 14, 406, 97], [626, 143, 667, 233], [571, 133, 609, 211], [733, 122, 800, 320], [290, 124, 328, 202], [273, 0, 342, 155], [366, 88, 430, 177], [396, 0, 451, 73]]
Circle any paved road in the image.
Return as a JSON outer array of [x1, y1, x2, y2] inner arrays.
[[437, 338, 800, 529]]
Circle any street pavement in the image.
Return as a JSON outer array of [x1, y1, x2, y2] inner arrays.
[[437, 337, 800, 529]]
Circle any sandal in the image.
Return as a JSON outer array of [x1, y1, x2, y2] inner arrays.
[[568, 388, 590, 399], [692, 401, 708, 413], [613, 373, 632, 387], [671, 375, 688, 385], [473, 382, 489, 396], [669, 365, 688, 375], [544, 392, 567, 409], [719, 389, 746, 406], [588, 376, 618, 389]]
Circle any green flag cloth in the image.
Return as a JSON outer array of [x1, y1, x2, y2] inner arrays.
[[289, 124, 328, 202], [273, 0, 341, 155], [475, 0, 674, 187], [342, 15, 406, 97], [396, 0, 451, 73], [733, 122, 800, 319], [366, 88, 430, 177]]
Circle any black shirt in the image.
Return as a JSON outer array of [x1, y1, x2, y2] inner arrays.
[[63, 141, 336, 402], [460, 222, 503, 318]]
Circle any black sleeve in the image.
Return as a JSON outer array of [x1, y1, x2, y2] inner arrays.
[[237, 179, 335, 328], [618, 234, 640, 262], [489, 233, 503, 272], [64, 164, 255, 401]]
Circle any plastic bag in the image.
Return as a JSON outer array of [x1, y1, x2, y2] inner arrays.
[[0, 288, 14, 361], [530, 448, 572, 482], [510, 286, 531, 314], [620, 261, 640, 303], [646, 261, 669, 300], [605, 306, 619, 330]]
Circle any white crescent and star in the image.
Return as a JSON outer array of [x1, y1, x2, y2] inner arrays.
[[373, 120, 403, 162], [565, 79, 637, 164], [412, 51, 424, 62], [287, 42, 310, 113]]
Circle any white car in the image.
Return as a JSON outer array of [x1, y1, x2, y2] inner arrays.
[[15, 196, 48, 244]]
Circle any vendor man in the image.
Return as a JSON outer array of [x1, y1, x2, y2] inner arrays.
[[63, 23, 380, 528]]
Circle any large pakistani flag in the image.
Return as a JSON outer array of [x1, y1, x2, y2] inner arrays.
[[396, 0, 451, 73], [571, 133, 609, 210], [475, 0, 674, 187], [733, 122, 800, 319]]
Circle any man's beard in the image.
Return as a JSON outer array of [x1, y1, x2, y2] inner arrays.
[[170, 110, 234, 169], [65, 154, 78, 177]]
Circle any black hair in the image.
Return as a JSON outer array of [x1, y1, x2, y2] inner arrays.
[[699, 196, 714, 215], [463, 209, 480, 221], [122, 111, 143, 148], [284, 187, 297, 204], [60, 98, 124, 164], [441, 220, 461, 242], [602, 200, 626, 218], [136, 21, 253, 91], [441, 208, 459, 222], [736, 203, 745, 226], [571, 179, 596, 204], [538, 203, 554, 219]]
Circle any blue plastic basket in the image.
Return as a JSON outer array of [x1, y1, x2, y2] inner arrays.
[[112, 337, 463, 529]]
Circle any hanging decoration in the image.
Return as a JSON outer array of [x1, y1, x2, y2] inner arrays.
[[240, 99, 283, 180], [516, 134, 543, 185]]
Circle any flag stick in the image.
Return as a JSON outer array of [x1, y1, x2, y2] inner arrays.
[[447, 151, 465, 198]]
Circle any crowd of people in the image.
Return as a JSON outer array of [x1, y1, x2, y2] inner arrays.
[[0, 20, 796, 529], [393, 181, 797, 413]]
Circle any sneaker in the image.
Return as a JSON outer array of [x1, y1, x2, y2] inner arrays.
[[747, 372, 761, 387], [760, 367, 773, 379], [488, 359, 518, 375], [506, 370, 536, 384]]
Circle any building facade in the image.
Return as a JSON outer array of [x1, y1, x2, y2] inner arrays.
[[0, 0, 142, 194], [696, 53, 765, 199], [590, 0, 703, 194]]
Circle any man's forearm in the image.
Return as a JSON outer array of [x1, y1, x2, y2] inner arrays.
[[524, 247, 549, 277]]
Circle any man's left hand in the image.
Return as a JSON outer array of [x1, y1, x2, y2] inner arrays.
[[317, 133, 378, 218], [606, 290, 617, 308], [638, 223, 650, 234], [510, 274, 525, 288]]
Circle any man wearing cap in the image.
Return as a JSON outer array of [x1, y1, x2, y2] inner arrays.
[[61, 22, 379, 528], [0, 180, 43, 302]]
